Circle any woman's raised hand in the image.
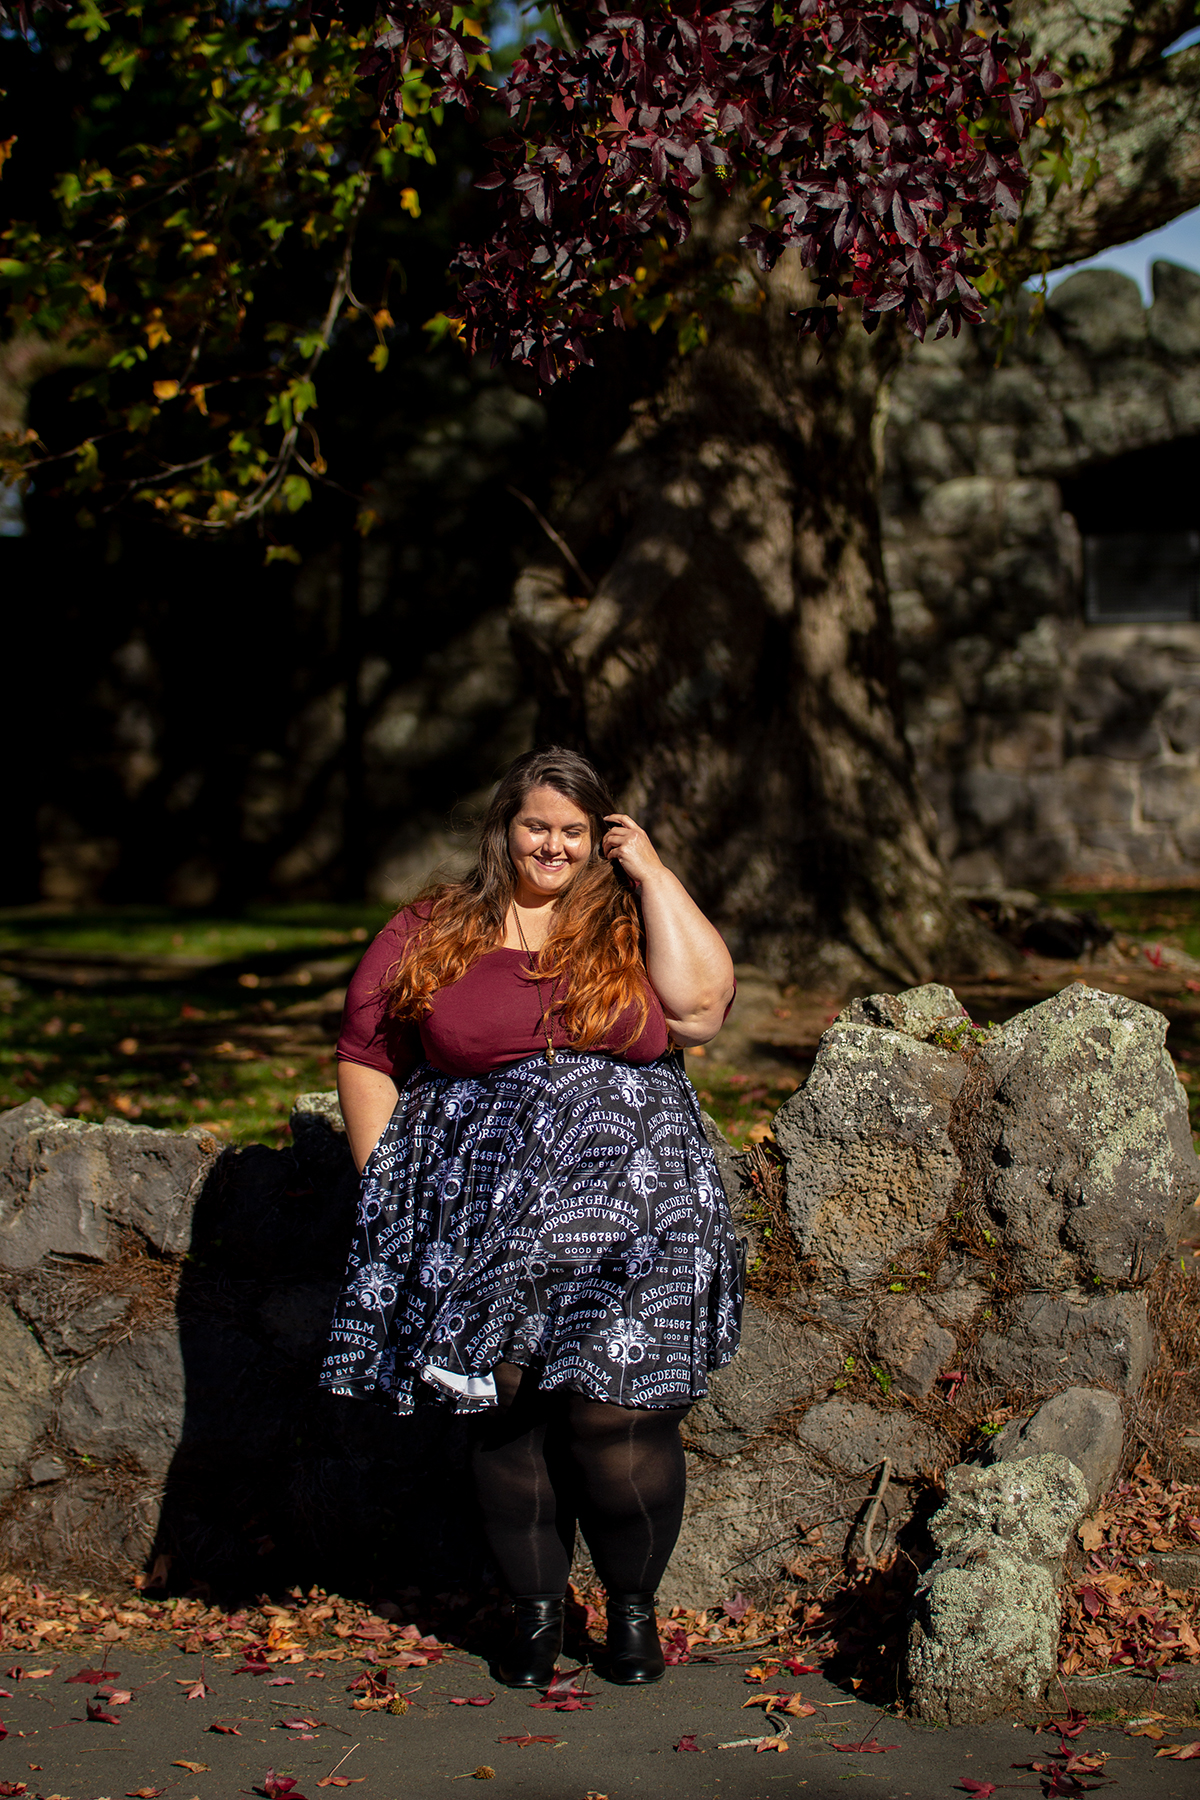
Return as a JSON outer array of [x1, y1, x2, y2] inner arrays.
[[602, 814, 664, 887]]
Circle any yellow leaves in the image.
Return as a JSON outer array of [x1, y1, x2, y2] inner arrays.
[[373, 308, 394, 330], [81, 278, 107, 308], [1077, 1518, 1106, 1553], [265, 544, 302, 566], [188, 384, 209, 416], [355, 506, 382, 537], [145, 309, 171, 348], [153, 380, 180, 401], [368, 344, 389, 374], [399, 187, 421, 218], [0, 137, 15, 180]]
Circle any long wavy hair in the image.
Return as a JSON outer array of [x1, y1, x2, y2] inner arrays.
[[383, 747, 651, 1049]]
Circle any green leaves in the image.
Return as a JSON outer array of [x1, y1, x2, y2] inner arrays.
[[0, 0, 460, 532]]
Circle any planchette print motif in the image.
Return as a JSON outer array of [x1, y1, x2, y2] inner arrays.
[[319, 1050, 743, 1412]]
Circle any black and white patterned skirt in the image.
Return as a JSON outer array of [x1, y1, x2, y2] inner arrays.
[[318, 1050, 743, 1413]]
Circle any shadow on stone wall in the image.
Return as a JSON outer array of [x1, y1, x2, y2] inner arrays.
[[0, 1096, 486, 1604]]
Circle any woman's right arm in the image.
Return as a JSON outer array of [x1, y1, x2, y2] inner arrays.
[[338, 1060, 401, 1173]]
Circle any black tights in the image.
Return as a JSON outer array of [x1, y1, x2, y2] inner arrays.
[[470, 1362, 689, 1597]]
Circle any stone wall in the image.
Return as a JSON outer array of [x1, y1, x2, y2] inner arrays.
[[0, 981, 1192, 1711], [884, 262, 1200, 889]]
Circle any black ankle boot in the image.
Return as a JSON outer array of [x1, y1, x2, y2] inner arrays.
[[605, 1591, 665, 1685], [496, 1595, 564, 1688]]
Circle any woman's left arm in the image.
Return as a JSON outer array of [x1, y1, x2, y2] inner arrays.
[[602, 814, 735, 1047]]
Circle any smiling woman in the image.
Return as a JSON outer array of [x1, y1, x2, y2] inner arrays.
[[322, 745, 742, 1691]]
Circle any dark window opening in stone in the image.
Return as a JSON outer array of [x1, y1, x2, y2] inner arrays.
[[1061, 435, 1200, 625]]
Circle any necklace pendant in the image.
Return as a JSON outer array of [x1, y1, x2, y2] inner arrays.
[[545, 1044, 557, 1065]]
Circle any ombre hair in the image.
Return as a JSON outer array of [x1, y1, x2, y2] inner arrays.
[[383, 747, 651, 1049]]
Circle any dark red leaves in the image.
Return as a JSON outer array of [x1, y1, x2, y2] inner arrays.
[[675, 1734, 701, 1752], [257, 1772, 308, 1800], [86, 1699, 121, 1724], [337, 0, 1059, 382], [530, 1666, 592, 1711], [209, 1721, 242, 1734], [66, 1667, 119, 1683], [661, 1627, 690, 1666], [722, 1593, 749, 1623], [957, 1782, 998, 1798], [449, 1695, 494, 1706], [234, 1647, 272, 1675], [782, 1658, 820, 1676], [831, 1738, 899, 1753], [496, 1733, 562, 1746], [0, 1783, 26, 1796]]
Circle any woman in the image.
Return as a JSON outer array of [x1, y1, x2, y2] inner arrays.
[[320, 746, 742, 1687]]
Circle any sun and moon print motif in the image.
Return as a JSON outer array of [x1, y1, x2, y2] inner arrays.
[[319, 1049, 744, 1414]]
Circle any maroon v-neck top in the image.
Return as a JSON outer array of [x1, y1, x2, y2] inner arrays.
[[336, 907, 671, 1082]]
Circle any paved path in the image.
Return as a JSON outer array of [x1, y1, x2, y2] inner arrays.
[[0, 1646, 1194, 1800]]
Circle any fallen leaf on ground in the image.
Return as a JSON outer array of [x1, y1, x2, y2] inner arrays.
[[723, 1593, 750, 1623], [22, 1670, 54, 1681], [675, 1735, 700, 1753], [831, 1739, 899, 1753], [1126, 1723, 1166, 1739], [315, 1780, 365, 1788], [0, 1783, 26, 1796], [957, 1782, 998, 1798], [208, 1721, 242, 1734], [742, 1692, 816, 1717], [282, 1716, 325, 1731], [449, 1696, 494, 1706], [184, 1679, 210, 1700], [756, 1738, 788, 1753], [496, 1733, 562, 1746], [66, 1668, 116, 1684], [1156, 1741, 1200, 1758], [102, 1688, 133, 1705], [258, 1771, 309, 1799], [171, 1762, 209, 1773], [782, 1659, 820, 1675], [86, 1700, 121, 1724], [267, 1677, 296, 1687], [126, 1787, 166, 1796]]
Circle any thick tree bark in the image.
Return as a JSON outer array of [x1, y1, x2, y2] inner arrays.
[[512, 8, 1200, 985], [514, 249, 1001, 986]]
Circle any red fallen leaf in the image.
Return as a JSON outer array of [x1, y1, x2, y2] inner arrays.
[[0, 1691, 10, 1700], [352, 1623, 392, 1640], [530, 1695, 594, 1711], [316, 1781, 366, 1789], [101, 1688, 133, 1705], [235, 1650, 273, 1675], [86, 1700, 121, 1724], [782, 1659, 819, 1675], [66, 1668, 118, 1684], [1040, 1708, 1088, 1740], [831, 1740, 899, 1753], [282, 1717, 325, 1730], [209, 1721, 242, 1734], [449, 1696, 495, 1706], [184, 1678, 210, 1700], [542, 1665, 586, 1701], [675, 1735, 701, 1753], [258, 1770, 309, 1799], [1060, 1751, 1107, 1774], [267, 1677, 296, 1687], [126, 1788, 166, 1797], [496, 1733, 562, 1746], [0, 1782, 26, 1796], [722, 1593, 749, 1623], [957, 1782, 998, 1798], [1156, 1742, 1200, 1759], [661, 1629, 690, 1666]]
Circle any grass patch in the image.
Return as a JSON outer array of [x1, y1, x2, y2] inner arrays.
[[1046, 887, 1200, 962], [0, 903, 392, 1147]]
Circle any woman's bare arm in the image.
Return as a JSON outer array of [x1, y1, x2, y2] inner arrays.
[[337, 1060, 400, 1172], [601, 814, 735, 1047]]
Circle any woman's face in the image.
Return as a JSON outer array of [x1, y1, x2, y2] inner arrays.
[[508, 784, 592, 903]]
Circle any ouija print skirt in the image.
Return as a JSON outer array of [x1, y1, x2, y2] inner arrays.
[[318, 1050, 743, 1413]]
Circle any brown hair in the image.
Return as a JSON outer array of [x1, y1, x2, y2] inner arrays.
[[383, 747, 651, 1049]]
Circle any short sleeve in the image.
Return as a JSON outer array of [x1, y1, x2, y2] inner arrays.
[[336, 911, 423, 1083]]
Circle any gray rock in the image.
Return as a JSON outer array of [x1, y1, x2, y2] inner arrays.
[[974, 984, 1196, 1288], [17, 1288, 129, 1360], [27, 1455, 67, 1485], [660, 1441, 814, 1608], [793, 1399, 948, 1481], [907, 1454, 1089, 1723], [700, 1111, 748, 1212], [991, 1386, 1124, 1508], [1046, 270, 1147, 357], [973, 1289, 1151, 1398], [0, 1101, 219, 1269], [834, 983, 968, 1043], [0, 1303, 53, 1500], [290, 1091, 356, 1193], [1145, 1548, 1200, 1590], [1149, 261, 1200, 358], [775, 1021, 966, 1285], [686, 1299, 835, 1460], [57, 1325, 186, 1479], [871, 1299, 957, 1400]]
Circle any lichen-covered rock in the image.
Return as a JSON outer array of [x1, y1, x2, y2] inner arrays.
[[0, 1099, 219, 1268], [835, 983, 968, 1043], [0, 1304, 53, 1501], [991, 1387, 1124, 1509], [975, 984, 1196, 1288], [774, 1023, 966, 1284], [907, 1454, 1089, 1723]]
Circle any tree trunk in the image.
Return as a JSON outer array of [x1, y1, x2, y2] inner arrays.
[[513, 250, 1002, 986]]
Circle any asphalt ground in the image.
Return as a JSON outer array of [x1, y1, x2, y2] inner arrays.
[[0, 1646, 1196, 1800]]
